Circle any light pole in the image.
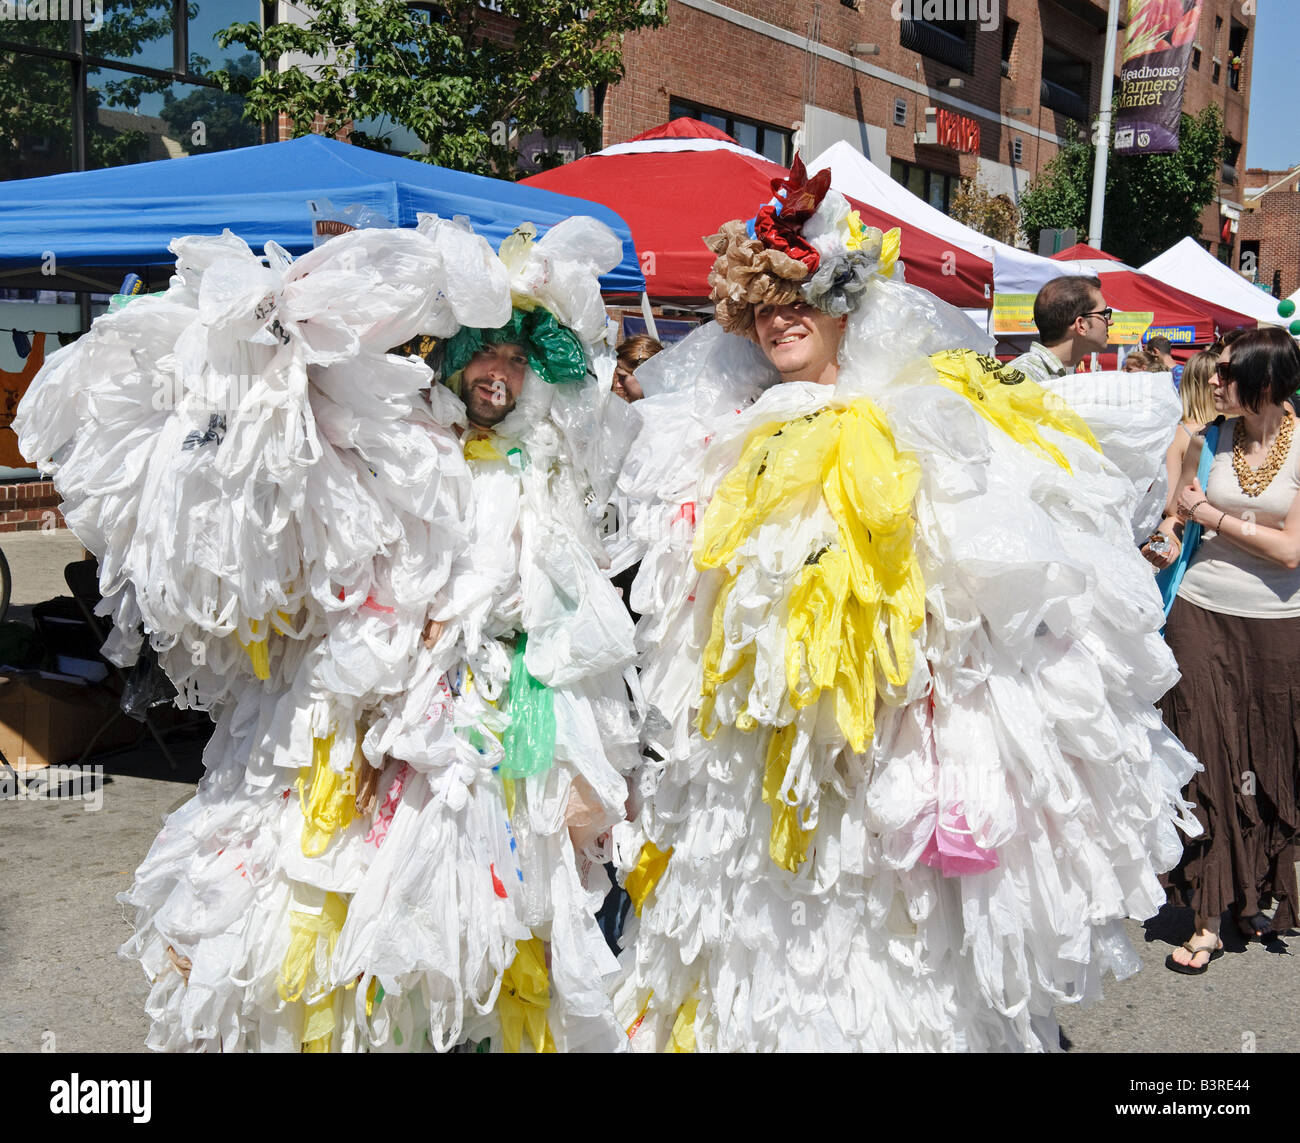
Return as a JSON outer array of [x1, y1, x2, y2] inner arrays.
[[1088, 0, 1123, 251]]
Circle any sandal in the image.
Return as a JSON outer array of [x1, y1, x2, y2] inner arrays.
[[1236, 912, 1274, 941], [1165, 935, 1224, 975]]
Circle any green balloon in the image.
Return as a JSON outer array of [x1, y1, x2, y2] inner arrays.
[[1279, 298, 1297, 318], [1290, 320, 1300, 336]]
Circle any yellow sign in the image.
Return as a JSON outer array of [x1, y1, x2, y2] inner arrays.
[[993, 293, 1153, 345], [1108, 310, 1155, 344], [992, 292, 1036, 334]]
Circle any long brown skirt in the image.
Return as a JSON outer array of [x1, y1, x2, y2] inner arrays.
[[1159, 596, 1300, 932]]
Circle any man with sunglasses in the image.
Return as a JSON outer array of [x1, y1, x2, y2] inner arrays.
[[1009, 275, 1113, 385]]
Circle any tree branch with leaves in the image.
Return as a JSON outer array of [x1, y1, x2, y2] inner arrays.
[[214, 0, 668, 178], [1020, 101, 1224, 265], [949, 178, 1021, 247]]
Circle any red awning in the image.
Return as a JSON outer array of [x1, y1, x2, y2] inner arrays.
[[1050, 242, 1255, 342], [522, 119, 993, 308]]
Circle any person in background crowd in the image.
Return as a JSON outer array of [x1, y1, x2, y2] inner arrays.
[[597, 330, 665, 953], [1008, 275, 1111, 384], [1214, 328, 1247, 354], [1145, 326, 1300, 973], [1123, 348, 1163, 373], [1147, 335, 1184, 387], [613, 334, 663, 402], [1160, 349, 1220, 521], [608, 334, 666, 610], [1146, 349, 1222, 615]]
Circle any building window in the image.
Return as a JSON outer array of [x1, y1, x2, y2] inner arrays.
[[1041, 42, 1091, 122], [669, 98, 791, 164], [0, 2, 264, 183], [899, 16, 972, 73], [1212, 59, 1221, 84], [1228, 21, 1247, 92], [1223, 136, 1242, 185], [1192, 45, 1201, 70], [1001, 19, 1018, 78], [1012, 137, 1023, 165], [894, 98, 908, 126], [891, 158, 957, 214]]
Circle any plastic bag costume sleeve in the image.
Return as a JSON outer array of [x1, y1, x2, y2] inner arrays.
[[1027, 369, 1181, 541], [15, 212, 639, 1053], [609, 163, 1201, 1053]]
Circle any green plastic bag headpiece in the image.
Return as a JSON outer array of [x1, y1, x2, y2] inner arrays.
[[444, 306, 589, 388]]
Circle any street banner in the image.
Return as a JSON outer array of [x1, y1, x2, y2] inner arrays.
[[1114, 0, 1204, 156]]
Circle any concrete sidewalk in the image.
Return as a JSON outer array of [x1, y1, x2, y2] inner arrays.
[[4, 527, 87, 609], [0, 526, 208, 1053]]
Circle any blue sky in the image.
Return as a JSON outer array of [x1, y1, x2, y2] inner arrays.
[[1244, 0, 1300, 172]]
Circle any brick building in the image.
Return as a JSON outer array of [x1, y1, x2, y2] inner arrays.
[[604, 0, 1254, 262], [1240, 167, 1300, 300]]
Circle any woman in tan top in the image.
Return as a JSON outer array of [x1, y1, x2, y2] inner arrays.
[[1155, 326, 1300, 973]]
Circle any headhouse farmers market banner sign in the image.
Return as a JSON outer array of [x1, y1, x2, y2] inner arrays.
[[1114, 0, 1204, 157]]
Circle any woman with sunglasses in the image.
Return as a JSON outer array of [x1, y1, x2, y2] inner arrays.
[[1145, 326, 1300, 973]]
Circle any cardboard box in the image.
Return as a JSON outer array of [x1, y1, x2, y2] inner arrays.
[[0, 675, 142, 771]]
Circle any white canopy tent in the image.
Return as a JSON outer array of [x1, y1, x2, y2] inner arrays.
[[807, 140, 1069, 295], [1140, 237, 1287, 329]]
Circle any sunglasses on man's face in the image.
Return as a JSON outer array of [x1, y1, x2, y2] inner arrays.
[[1077, 308, 1113, 324], [1215, 361, 1235, 382]]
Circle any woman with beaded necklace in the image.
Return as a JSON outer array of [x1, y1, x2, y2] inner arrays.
[[1150, 326, 1300, 973]]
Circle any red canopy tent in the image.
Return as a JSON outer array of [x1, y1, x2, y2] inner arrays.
[[1050, 243, 1255, 348], [522, 119, 993, 309]]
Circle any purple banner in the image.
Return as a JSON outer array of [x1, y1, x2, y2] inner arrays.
[[1113, 0, 1204, 156]]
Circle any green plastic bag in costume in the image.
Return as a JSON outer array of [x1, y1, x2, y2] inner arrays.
[[500, 633, 556, 778]]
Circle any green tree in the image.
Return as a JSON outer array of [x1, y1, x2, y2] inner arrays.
[[213, 0, 668, 178], [1020, 101, 1224, 265], [949, 177, 1021, 247]]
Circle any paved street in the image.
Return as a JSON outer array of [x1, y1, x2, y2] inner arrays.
[[0, 527, 205, 1054], [0, 529, 1295, 1054]]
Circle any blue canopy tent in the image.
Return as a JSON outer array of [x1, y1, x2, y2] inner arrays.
[[0, 135, 644, 295]]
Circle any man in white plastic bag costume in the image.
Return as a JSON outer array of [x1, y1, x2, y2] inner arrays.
[[609, 159, 1201, 1052], [14, 214, 639, 1052]]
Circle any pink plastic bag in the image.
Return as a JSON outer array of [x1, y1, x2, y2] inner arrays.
[[919, 807, 999, 877]]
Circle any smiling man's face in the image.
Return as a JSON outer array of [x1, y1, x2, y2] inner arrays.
[[462, 342, 528, 429], [753, 302, 846, 385]]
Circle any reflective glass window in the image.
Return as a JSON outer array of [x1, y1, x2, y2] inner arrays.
[[733, 121, 757, 153], [87, 67, 260, 163], [0, 52, 74, 180], [0, 9, 73, 49], [187, 0, 263, 76], [759, 130, 786, 164], [85, 0, 175, 71]]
